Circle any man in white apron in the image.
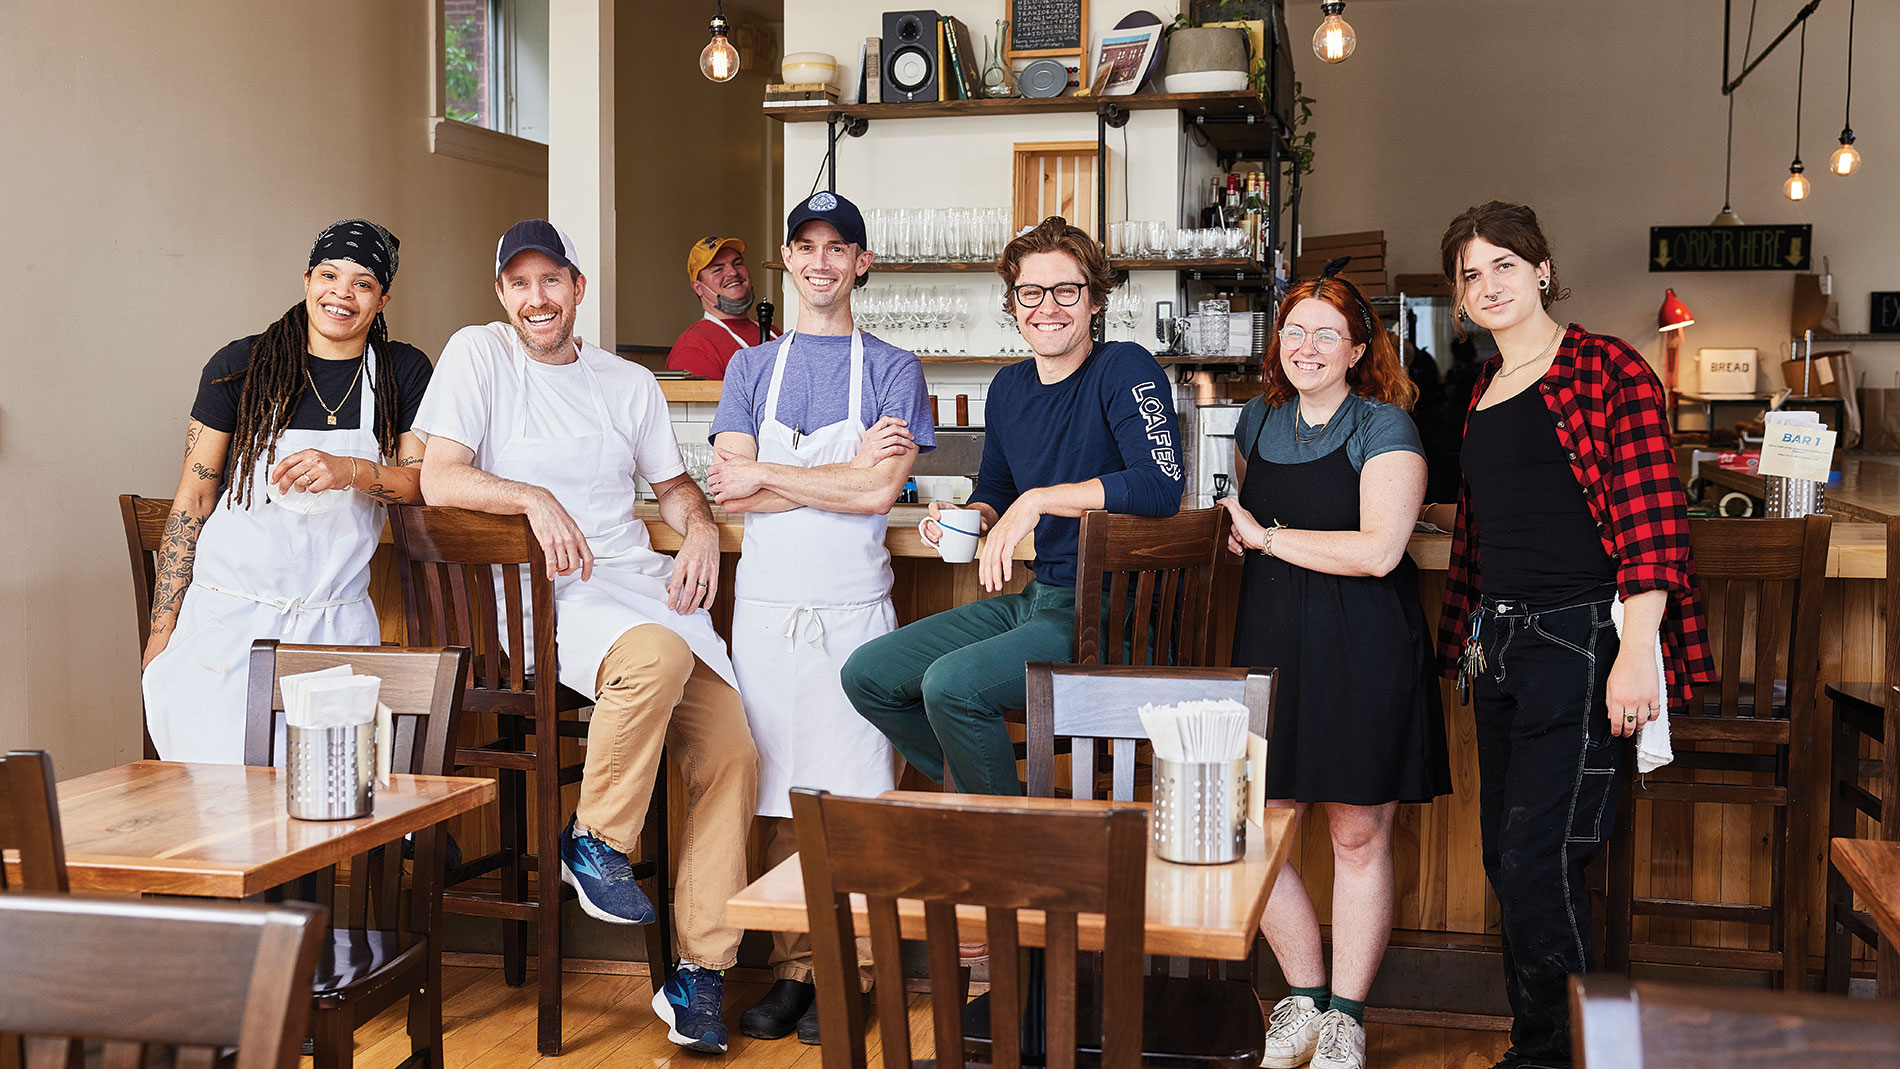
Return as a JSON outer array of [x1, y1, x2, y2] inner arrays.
[[666, 236, 779, 379], [702, 192, 933, 1045], [414, 221, 758, 1055]]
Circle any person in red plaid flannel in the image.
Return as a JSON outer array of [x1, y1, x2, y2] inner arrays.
[[1421, 201, 1713, 1069]]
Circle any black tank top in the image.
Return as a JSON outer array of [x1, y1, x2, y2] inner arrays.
[[1462, 386, 1615, 604]]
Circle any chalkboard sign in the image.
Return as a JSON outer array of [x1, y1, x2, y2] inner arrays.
[[1009, 0, 1088, 59], [1648, 224, 1812, 272], [1873, 292, 1900, 334]]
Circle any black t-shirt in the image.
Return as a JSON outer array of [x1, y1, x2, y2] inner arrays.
[[1462, 386, 1615, 605], [191, 336, 434, 474]]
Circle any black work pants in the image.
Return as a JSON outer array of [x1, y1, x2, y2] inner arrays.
[[1471, 588, 1626, 1069]]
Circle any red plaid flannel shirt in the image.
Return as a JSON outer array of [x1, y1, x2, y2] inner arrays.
[[1437, 324, 1715, 703]]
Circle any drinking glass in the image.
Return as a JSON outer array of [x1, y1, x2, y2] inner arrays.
[[951, 290, 971, 353], [990, 281, 1017, 355], [1144, 221, 1168, 260]]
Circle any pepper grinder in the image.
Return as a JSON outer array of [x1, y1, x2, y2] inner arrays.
[[955, 394, 970, 427]]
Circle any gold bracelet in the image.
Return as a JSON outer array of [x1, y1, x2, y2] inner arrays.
[[348, 456, 358, 489], [1259, 520, 1286, 557]]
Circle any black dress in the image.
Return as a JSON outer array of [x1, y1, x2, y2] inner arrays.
[[1231, 418, 1452, 806]]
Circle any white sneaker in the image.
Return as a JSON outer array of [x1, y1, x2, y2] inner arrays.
[[1259, 994, 1324, 1068], [1310, 1009, 1366, 1069]]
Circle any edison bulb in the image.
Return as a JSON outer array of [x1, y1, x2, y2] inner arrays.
[[1784, 165, 1811, 201], [700, 34, 740, 82], [1312, 4, 1355, 64], [1831, 139, 1862, 176]]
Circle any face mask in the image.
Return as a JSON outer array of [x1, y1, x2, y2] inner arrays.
[[715, 291, 754, 317]]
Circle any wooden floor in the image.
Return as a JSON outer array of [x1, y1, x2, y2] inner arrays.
[[321, 967, 1513, 1069]]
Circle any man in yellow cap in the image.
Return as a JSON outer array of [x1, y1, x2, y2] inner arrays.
[[667, 236, 780, 378]]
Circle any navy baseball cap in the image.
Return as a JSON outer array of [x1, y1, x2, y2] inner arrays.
[[786, 191, 867, 249], [496, 219, 580, 277]]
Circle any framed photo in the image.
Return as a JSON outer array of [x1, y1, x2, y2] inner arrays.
[[1090, 23, 1163, 96]]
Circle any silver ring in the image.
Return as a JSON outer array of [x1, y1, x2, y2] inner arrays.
[[695, 580, 708, 586]]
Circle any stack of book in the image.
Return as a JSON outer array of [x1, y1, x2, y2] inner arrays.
[[763, 82, 840, 109]]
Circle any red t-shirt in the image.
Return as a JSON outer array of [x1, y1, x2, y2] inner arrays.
[[666, 317, 778, 379]]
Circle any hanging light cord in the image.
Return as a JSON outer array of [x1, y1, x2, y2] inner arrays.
[[1723, 0, 1761, 211], [1843, 0, 1855, 128], [1792, 20, 1805, 163]]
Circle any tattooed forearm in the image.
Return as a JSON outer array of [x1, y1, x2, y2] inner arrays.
[[191, 462, 221, 481], [397, 455, 424, 467], [148, 508, 209, 634], [364, 482, 407, 504], [183, 423, 202, 460]]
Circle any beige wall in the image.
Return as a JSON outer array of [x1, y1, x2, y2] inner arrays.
[[1285, 0, 1899, 383], [0, 3, 546, 773], [616, 13, 783, 349]]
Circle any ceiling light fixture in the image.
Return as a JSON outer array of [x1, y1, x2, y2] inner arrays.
[[1312, 1, 1356, 64], [1783, 20, 1809, 201], [1831, 0, 1861, 176], [700, 1, 740, 83]]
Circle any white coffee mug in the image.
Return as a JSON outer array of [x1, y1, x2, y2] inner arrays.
[[920, 508, 981, 563]]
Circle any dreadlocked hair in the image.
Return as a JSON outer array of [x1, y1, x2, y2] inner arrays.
[[213, 301, 400, 508]]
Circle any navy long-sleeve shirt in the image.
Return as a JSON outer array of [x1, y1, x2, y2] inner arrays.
[[970, 341, 1185, 587]]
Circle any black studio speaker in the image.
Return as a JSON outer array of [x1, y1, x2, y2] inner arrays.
[[882, 10, 940, 102]]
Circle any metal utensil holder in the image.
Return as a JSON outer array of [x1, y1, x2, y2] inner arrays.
[[1151, 756, 1248, 864], [1764, 475, 1825, 518], [286, 721, 375, 820]]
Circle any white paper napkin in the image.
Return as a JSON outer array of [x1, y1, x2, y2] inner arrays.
[[1138, 698, 1251, 762], [283, 668, 390, 785]]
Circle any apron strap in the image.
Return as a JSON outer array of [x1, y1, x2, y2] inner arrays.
[[195, 581, 368, 618]]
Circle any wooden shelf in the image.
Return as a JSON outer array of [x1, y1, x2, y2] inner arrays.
[[765, 257, 1263, 273], [763, 89, 1270, 124], [1814, 333, 1900, 343]]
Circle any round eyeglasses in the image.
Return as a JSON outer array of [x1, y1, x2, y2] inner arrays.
[[1011, 282, 1088, 308], [1278, 324, 1346, 354]]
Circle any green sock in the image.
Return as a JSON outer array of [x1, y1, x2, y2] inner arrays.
[[1289, 984, 1330, 1011], [1328, 994, 1366, 1024]]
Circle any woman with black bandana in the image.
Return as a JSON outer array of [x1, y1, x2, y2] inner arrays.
[[142, 219, 434, 763]]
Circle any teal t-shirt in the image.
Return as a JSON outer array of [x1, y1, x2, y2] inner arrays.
[[1235, 391, 1423, 470]]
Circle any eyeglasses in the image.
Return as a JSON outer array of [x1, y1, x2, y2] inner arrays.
[[1278, 324, 1346, 354], [1011, 282, 1088, 308]]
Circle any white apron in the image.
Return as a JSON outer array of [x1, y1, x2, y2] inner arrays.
[[732, 330, 898, 818], [143, 346, 385, 764], [493, 340, 737, 697], [704, 312, 778, 350]]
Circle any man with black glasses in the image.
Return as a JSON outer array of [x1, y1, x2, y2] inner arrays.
[[841, 216, 1184, 797]]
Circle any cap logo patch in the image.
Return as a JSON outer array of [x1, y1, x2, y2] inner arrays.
[[807, 192, 837, 211]]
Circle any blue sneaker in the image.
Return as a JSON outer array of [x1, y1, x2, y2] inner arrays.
[[651, 963, 729, 1053], [558, 815, 656, 925]]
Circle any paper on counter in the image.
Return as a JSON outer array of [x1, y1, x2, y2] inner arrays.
[[375, 701, 393, 786], [1246, 731, 1268, 826], [281, 665, 351, 726]]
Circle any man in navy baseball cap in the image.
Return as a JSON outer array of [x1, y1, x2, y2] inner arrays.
[[495, 218, 581, 278], [785, 190, 866, 249]]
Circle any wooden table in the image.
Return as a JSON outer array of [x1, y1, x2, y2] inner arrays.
[[21, 761, 495, 897], [726, 791, 1297, 960], [1831, 837, 1900, 946]]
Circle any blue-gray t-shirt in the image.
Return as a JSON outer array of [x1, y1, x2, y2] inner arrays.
[[1236, 391, 1423, 470], [709, 331, 936, 451]]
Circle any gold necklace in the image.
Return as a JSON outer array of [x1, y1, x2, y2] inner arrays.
[[304, 356, 365, 426], [1497, 324, 1564, 379]]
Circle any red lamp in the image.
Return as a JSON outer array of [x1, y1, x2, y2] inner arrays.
[[1658, 288, 1695, 410]]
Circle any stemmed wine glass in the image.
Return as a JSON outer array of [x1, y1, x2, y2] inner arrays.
[[989, 282, 1017, 356]]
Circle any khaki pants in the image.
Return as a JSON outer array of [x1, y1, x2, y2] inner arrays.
[[758, 815, 875, 990], [577, 623, 759, 970]]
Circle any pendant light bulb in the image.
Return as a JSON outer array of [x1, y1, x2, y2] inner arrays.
[[1830, 132, 1861, 176], [700, 7, 740, 83], [1312, 1, 1355, 64], [1784, 161, 1810, 201]]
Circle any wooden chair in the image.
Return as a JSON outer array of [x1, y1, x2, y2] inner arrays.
[[0, 894, 325, 1069], [1822, 515, 1900, 996], [0, 750, 67, 892], [388, 505, 672, 1054], [1569, 973, 1900, 1068], [1603, 515, 1831, 989], [118, 493, 172, 760], [245, 640, 469, 1069], [1073, 507, 1230, 669], [1020, 663, 1270, 1067], [792, 787, 1149, 1069]]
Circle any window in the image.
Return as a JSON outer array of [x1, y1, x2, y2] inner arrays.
[[431, 0, 548, 175]]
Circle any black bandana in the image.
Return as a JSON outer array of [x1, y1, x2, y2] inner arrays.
[[309, 218, 401, 290], [1320, 255, 1375, 336]]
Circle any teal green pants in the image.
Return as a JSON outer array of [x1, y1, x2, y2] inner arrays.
[[841, 581, 1076, 796]]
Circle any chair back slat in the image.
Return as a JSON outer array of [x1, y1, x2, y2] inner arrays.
[[1686, 517, 1831, 722], [1075, 508, 1229, 668], [1026, 663, 1275, 800], [0, 895, 324, 1069], [865, 900, 909, 1069], [502, 562, 528, 691], [794, 789, 1147, 1069], [985, 906, 1024, 1069], [0, 751, 67, 893]]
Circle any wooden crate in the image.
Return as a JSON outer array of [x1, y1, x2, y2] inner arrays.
[[1013, 141, 1099, 240]]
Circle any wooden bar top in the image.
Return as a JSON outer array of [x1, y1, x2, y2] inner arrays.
[[725, 791, 1297, 961], [1695, 457, 1900, 525], [1830, 838, 1900, 945]]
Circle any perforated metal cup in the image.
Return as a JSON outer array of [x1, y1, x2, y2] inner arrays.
[[1151, 757, 1248, 864], [286, 722, 375, 820]]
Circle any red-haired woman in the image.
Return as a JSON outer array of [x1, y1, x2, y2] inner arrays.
[[1426, 201, 1712, 1069], [1219, 272, 1451, 1069]]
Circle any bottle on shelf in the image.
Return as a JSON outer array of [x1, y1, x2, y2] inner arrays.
[[1201, 175, 1226, 230], [1241, 173, 1267, 265], [1224, 173, 1242, 235]]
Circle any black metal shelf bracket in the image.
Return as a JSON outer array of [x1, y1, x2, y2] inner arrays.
[[823, 112, 870, 193]]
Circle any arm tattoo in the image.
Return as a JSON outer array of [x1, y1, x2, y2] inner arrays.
[[148, 508, 209, 632], [396, 454, 424, 467], [183, 423, 202, 459], [363, 482, 406, 504], [191, 461, 221, 481]]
